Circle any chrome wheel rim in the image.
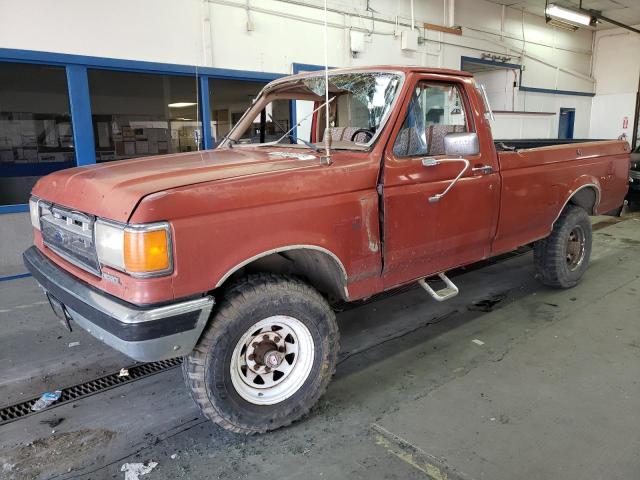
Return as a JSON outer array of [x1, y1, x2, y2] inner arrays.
[[566, 225, 586, 271], [230, 315, 315, 405]]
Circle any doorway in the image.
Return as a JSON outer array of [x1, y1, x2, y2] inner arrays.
[[558, 108, 575, 139]]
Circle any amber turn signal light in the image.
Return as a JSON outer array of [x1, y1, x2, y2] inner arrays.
[[123, 228, 171, 274]]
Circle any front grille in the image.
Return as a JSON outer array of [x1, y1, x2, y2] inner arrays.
[[629, 170, 640, 181], [40, 204, 101, 276]]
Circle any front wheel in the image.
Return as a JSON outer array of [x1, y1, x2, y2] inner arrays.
[[534, 204, 592, 288], [183, 274, 339, 434]]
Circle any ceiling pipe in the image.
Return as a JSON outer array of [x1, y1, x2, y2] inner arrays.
[[446, 0, 455, 28], [577, 0, 639, 33], [589, 11, 640, 35], [201, 0, 213, 66], [410, 0, 415, 30]]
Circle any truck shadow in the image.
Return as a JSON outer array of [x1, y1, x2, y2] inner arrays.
[[334, 249, 538, 378]]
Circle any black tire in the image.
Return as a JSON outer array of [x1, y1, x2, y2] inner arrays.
[[183, 273, 339, 434], [533, 204, 592, 288]]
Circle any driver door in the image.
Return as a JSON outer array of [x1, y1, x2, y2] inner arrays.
[[381, 77, 500, 288]]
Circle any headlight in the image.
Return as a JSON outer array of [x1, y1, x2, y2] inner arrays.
[[95, 221, 125, 270], [95, 220, 173, 277], [29, 196, 40, 230]]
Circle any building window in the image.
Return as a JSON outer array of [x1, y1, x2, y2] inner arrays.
[[88, 70, 201, 162], [209, 79, 268, 145], [0, 62, 75, 206]]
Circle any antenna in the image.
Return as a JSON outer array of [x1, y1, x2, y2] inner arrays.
[[195, 65, 201, 150], [274, 96, 336, 145], [321, 0, 332, 165]]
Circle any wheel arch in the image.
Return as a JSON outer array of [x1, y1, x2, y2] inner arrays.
[[214, 245, 349, 301], [552, 182, 601, 227]]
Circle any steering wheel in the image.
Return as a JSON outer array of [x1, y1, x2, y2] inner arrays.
[[350, 129, 374, 142]]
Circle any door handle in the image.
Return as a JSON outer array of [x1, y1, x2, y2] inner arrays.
[[472, 165, 493, 175], [421, 157, 470, 203]]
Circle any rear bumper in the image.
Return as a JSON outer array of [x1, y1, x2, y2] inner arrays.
[[23, 246, 214, 362]]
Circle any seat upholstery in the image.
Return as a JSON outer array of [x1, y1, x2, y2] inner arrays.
[[393, 124, 466, 157], [392, 127, 428, 157], [426, 124, 465, 156], [322, 127, 370, 143]]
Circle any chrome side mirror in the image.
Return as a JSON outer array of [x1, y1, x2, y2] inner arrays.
[[444, 132, 479, 157]]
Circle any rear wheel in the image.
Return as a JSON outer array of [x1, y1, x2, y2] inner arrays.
[[183, 274, 339, 434], [534, 204, 592, 288]]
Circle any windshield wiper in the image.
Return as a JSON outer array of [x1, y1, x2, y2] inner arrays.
[[220, 135, 238, 148], [266, 113, 321, 152], [224, 97, 336, 151], [274, 97, 336, 146], [291, 136, 321, 152], [265, 113, 319, 152]]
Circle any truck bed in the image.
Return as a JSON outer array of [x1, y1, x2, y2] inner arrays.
[[491, 139, 629, 255], [495, 138, 607, 151]]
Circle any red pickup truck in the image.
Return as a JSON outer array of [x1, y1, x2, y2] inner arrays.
[[24, 66, 629, 434]]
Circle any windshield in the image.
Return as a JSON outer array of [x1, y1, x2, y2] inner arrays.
[[223, 71, 402, 151]]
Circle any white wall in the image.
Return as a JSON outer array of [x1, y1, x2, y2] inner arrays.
[[0, 0, 205, 66], [454, 0, 594, 92], [483, 91, 593, 140], [0, 0, 596, 80], [589, 27, 640, 143], [474, 66, 593, 139], [518, 90, 593, 139], [0, 0, 595, 122]]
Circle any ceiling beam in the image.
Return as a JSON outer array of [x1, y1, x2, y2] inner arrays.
[[588, 11, 640, 35]]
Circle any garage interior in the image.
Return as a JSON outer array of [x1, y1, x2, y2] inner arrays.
[[1, 0, 640, 479]]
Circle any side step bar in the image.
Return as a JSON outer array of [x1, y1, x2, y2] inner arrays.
[[418, 273, 459, 302]]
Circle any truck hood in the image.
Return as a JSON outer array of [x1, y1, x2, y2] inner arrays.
[[32, 147, 320, 223]]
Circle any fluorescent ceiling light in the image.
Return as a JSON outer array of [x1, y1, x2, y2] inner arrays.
[[545, 4, 592, 27], [547, 18, 578, 31], [168, 102, 197, 108]]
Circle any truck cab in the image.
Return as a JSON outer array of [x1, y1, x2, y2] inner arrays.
[[24, 66, 629, 434]]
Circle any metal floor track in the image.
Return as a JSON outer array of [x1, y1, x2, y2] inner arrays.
[[0, 357, 182, 426]]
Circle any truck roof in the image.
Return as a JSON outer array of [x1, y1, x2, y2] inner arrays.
[[271, 65, 473, 86]]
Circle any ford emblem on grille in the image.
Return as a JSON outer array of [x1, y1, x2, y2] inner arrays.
[[53, 230, 65, 244]]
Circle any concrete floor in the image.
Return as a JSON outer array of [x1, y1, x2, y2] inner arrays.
[[0, 216, 639, 480], [0, 212, 31, 277]]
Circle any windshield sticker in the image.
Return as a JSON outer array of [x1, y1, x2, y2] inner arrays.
[[268, 151, 316, 161]]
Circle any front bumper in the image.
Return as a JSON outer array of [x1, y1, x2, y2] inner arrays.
[[23, 246, 214, 362]]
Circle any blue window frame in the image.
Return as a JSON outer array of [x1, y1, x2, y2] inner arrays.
[[0, 48, 284, 214]]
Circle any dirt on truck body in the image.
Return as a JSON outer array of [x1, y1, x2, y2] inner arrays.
[[24, 66, 630, 434]]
